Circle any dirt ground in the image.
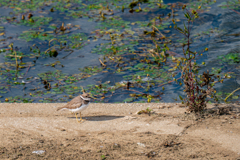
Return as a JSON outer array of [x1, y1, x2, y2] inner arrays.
[[0, 103, 240, 160]]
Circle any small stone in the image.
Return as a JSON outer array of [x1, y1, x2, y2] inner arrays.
[[32, 150, 45, 155], [159, 106, 165, 109], [12, 154, 18, 159], [39, 140, 44, 143], [221, 120, 227, 123], [137, 142, 145, 147], [18, 153, 23, 156], [63, 143, 70, 147]]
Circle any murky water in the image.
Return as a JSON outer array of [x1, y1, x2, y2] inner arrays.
[[0, 0, 239, 103]]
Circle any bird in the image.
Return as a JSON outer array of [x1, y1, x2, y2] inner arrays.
[[57, 89, 91, 123]]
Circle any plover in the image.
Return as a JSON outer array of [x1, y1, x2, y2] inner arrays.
[[57, 91, 91, 123]]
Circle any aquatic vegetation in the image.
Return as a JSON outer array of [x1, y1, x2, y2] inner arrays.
[[4, 96, 33, 103], [79, 66, 103, 75], [38, 98, 55, 103], [19, 16, 52, 28], [98, 16, 131, 30], [187, 0, 216, 10], [38, 70, 65, 81], [2, 15, 52, 28], [20, 30, 54, 42], [219, 0, 240, 10], [218, 53, 240, 64], [67, 10, 88, 18], [0, 0, 238, 103], [68, 33, 88, 49]]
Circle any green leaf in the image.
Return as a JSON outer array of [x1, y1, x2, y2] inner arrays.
[[233, 95, 239, 99], [184, 13, 190, 19], [179, 95, 183, 100], [177, 27, 184, 33], [183, 22, 188, 33]]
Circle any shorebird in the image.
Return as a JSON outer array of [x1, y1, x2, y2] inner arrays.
[[57, 90, 91, 123]]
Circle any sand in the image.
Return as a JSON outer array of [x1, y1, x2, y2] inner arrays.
[[0, 103, 240, 159]]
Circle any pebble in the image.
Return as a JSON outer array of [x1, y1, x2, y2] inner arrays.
[[137, 142, 145, 147], [221, 120, 227, 123], [39, 140, 44, 143], [32, 150, 45, 155]]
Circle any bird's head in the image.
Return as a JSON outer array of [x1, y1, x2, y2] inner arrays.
[[80, 93, 91, 101]]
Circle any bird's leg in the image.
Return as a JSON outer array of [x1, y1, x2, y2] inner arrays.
[[74, 112, 85, 123], [79, 112, 85, 122], [75, 113, 81, 123]]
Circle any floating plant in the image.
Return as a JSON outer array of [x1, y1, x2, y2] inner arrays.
[[218, 53, 240, 65]]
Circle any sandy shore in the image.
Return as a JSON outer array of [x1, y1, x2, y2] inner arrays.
[[0, 103, 240, 159]]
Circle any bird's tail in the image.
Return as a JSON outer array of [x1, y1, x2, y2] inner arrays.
[[56, 106, 65, 111]]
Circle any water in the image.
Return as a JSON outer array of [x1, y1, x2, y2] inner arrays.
[[0, 0, 239, 103]]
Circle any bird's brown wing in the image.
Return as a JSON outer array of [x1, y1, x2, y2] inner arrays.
[[56, 96, 83, 111]]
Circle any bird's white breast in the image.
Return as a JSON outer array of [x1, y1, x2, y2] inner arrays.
[[67, 103, 90, 113]]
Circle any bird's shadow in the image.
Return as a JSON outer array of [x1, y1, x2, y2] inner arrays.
[[67, 115, 124, 121]]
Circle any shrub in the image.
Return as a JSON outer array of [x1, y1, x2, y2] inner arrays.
[[173, 8, 224, 114]]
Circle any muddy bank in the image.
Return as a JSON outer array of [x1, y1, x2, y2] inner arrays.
[[0, 103, 240, 159]]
